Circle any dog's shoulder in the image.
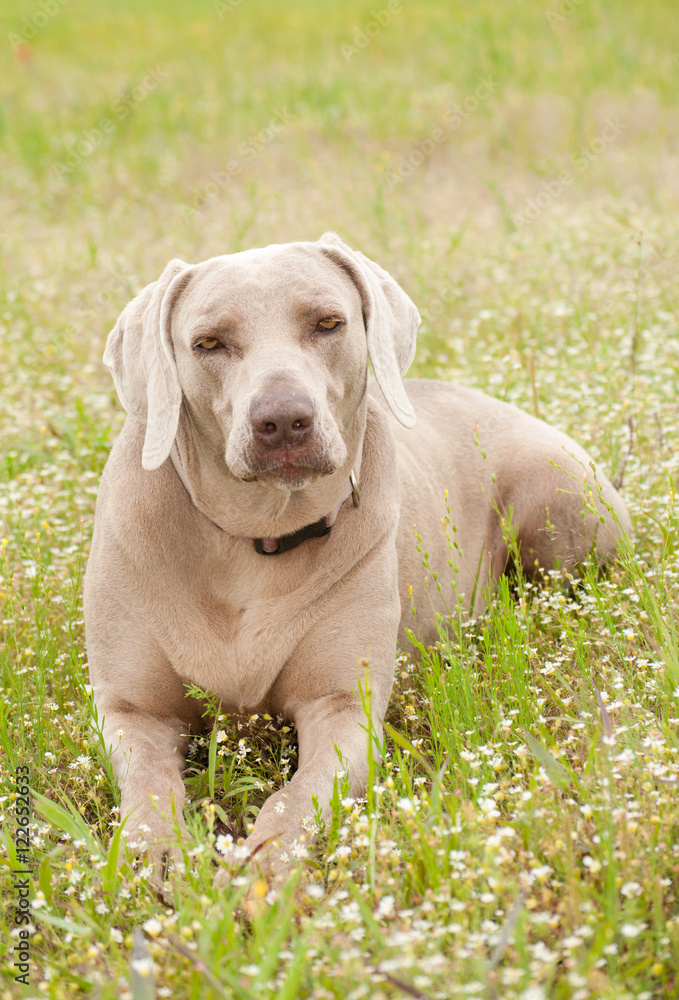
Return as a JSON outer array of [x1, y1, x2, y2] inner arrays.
[[94, 416, 197, 552]]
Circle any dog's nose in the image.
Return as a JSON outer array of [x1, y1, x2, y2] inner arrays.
[[250, 394, 314, 449]]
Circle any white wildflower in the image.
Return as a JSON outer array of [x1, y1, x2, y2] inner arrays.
[[397, 797, 415, 814], [620, 922, 645, 938], [130, 957, 154, 977], [621, 881, 642, 898], [290, 839, 308, 859], [583, 855, 601, 873], [375, 895, 395, 918], [215, 833, 233, 854]]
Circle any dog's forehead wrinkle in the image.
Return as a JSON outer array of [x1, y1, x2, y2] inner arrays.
[[294, 296, 347, 318], [188, 245, 358, 309], [191, 310, 244, 331]]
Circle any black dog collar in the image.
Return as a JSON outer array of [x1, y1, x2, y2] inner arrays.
[[253, 516, 332, 555]]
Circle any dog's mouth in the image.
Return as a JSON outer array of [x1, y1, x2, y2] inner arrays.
[[242, 450, 336, 488]]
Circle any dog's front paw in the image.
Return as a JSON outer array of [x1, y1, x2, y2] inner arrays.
[[119, 799, 187, 889]]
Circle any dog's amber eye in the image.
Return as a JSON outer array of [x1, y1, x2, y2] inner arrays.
[[197, 338, 220, 350], [317, 318, 341, 332]]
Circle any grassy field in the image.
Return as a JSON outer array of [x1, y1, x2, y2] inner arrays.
[[1, 0, 679, 997]]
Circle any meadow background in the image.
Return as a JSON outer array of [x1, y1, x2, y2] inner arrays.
[[1, 0, 679, 997]]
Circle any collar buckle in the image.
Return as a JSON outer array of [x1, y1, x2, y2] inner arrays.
[[350, 468, 360, 507]]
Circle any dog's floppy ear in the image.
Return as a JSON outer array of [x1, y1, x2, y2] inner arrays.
[[316, 232, 419, 428], [103, 258, 191, 471]]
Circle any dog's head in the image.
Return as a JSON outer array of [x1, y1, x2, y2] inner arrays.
[[104, 234, 420, 489]]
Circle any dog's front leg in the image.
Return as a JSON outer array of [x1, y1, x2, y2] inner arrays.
[[216, 692, 380, 880], [102, 709, 190, 879]]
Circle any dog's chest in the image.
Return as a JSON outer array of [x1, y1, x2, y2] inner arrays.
[[161, 563, 314, 713]]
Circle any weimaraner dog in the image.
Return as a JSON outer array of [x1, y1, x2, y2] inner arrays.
[[84, 233, 631, 878]]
